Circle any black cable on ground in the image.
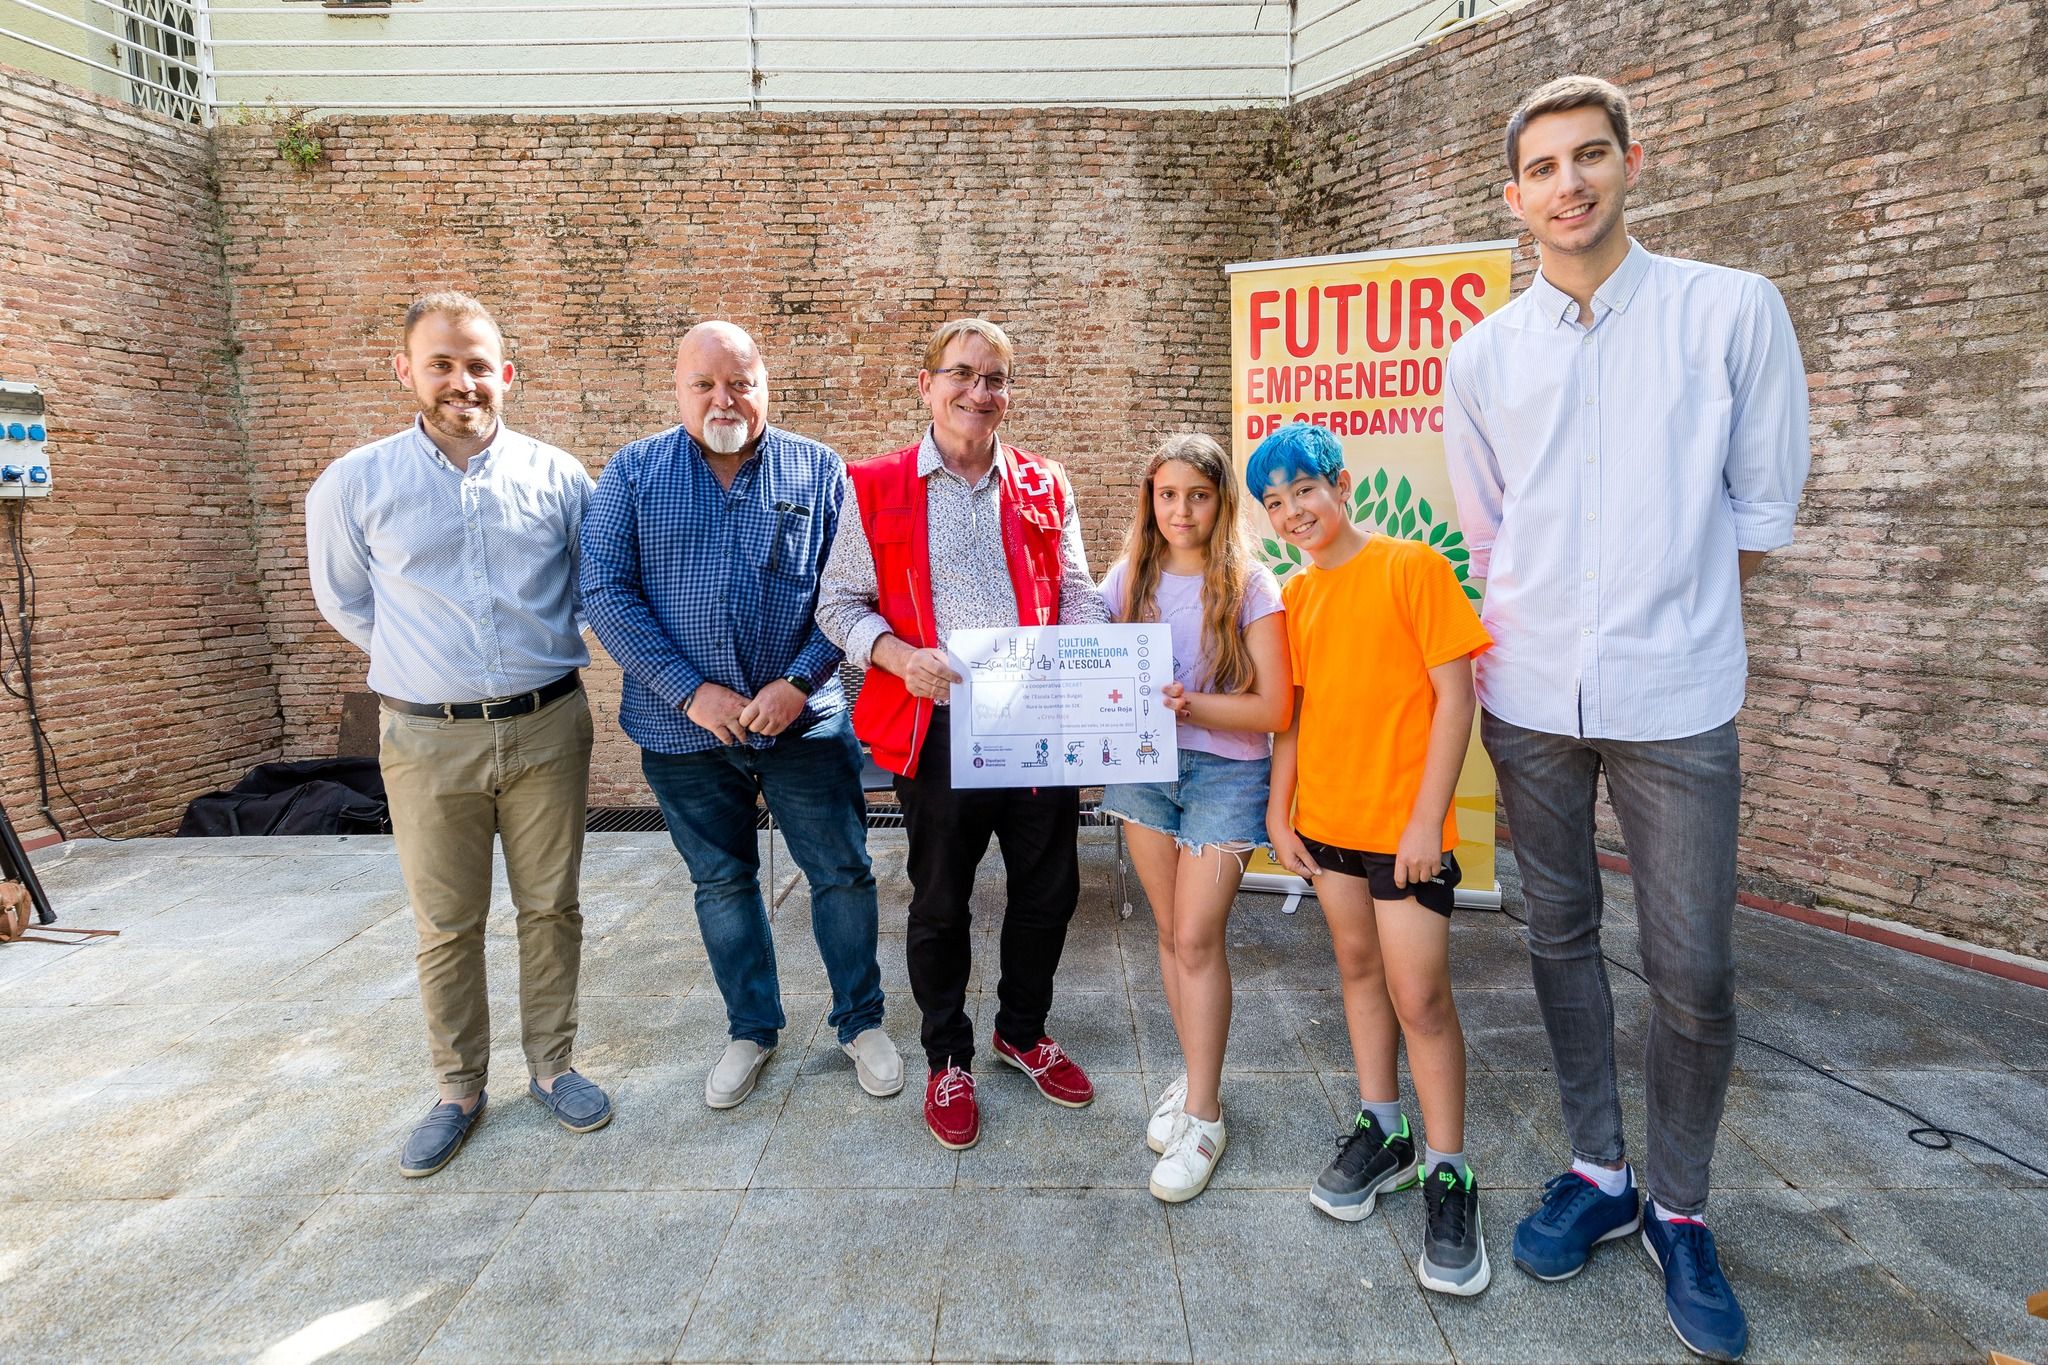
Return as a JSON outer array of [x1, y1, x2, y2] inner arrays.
[[1490, 900, 2048, 1182]]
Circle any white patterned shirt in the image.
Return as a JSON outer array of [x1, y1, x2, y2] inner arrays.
[[816, 428, 1108, 669]]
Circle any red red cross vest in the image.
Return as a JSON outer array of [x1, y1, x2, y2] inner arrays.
[[845, 440, 1072, 777]]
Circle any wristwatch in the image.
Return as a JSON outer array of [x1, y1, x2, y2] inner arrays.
[[782, 673, 814, 696]]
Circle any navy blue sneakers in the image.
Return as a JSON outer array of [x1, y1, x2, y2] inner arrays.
[[1512, 1170, 1643, 1280], [1642, 1213, 1749, 1362]]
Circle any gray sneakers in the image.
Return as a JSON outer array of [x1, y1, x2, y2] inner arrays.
[[1310, 1111, 1420, 1222], [705, 1039, 775, 1109], [1418, 1161, 1491, 1296]]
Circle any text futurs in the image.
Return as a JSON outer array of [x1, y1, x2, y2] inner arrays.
[[1241, 272, 1490, 441]]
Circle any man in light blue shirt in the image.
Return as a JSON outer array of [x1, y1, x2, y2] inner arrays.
[[307, 291, 612, 1178], [1444, 78, 1810, 1362]]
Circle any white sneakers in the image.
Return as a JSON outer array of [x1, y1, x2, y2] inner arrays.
[[842, 1027, 904, 1097], [704, 1039, 775, 1109], [1147, 1073, 1225, 1203], [1146, 1073, 1189, 1153], [1150, 1110, 1226, 1203]]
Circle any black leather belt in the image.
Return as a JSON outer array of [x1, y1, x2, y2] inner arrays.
[[381, 670, 581, 721]]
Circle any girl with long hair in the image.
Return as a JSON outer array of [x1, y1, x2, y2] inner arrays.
[[1098, 432, 1292, 1202]]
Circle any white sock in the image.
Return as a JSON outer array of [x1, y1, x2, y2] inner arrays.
[[1571, 1158, 1631, 1198], [1651, 1199, 1704, 1224]]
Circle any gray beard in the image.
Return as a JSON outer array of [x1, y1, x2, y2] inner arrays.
[[701, 418, 750, 454]]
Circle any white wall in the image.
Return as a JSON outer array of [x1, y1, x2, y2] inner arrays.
[[5, 0, 1529, 118]]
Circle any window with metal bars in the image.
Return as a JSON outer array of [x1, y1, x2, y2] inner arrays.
[[122, 0, 202, 123]]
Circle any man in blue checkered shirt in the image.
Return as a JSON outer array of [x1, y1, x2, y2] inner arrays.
[[581, 321, 900, 1109]]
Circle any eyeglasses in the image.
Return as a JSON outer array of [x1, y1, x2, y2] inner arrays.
[[935, 365, 1010, 394]]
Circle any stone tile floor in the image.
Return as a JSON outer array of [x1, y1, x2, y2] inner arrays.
[[3, 831, 2045, 1364]]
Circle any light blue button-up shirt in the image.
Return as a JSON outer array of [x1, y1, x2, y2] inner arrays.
[[307, 419, 594, 705], [1443, 241, 1810, 741]]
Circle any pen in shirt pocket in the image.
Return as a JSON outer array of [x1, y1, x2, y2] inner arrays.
[[767, 501, 812, 573]]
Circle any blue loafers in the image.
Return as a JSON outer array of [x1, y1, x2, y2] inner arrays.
[[399, 1092, 485, 1178], [530, 1069, 613, 1133]]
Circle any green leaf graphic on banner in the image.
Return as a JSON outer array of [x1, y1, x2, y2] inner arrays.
[[1419, 497, 1434, 524], [1445, 547, 1469, 563], [1441, 530, 1464, 549], [1262, 538, 1282, 559], [1400, 509, 1417, 536], [1373, 468, 1388, 495], [1463, 584, 1481, 600], [1429, 522, 1447, 546], [1394, 476, 1412, 512]]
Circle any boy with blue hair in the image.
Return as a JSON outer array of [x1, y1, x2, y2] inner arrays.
[[1253, 422, 1495, 1296]]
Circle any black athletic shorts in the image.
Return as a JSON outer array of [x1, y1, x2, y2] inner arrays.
[[1296, 834, 1461, 917]]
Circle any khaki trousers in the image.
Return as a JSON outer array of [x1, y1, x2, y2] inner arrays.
[[378, 687, 592, 1100]]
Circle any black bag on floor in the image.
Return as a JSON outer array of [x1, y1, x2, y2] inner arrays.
[[177, 758, 390, 837]]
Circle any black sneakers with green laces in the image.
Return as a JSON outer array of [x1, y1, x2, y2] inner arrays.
[[1418, 1161, 1492, 1296], [1310, 1110, 1420, 1222]]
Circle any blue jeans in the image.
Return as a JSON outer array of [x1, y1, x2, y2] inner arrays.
[[642, 711, 883, 1048], [1100, 749, 1271, 851], [1482, 710, 1740, 1217]]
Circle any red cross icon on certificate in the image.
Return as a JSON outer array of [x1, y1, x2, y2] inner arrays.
[[1108, 688, 1124, 703]]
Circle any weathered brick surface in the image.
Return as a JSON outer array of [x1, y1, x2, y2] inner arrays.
[[5, 0, 2043, 957], [1284, 0, 2047, 956], [0, 71, 282, 842], [210, 109, 1283, 811]]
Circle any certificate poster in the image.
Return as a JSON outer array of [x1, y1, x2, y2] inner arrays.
[[1226, 241, 1515, 906], [949, 623, 1178, 788]]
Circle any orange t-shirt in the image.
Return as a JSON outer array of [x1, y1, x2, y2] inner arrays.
[[1283, 535, 1493, 854]]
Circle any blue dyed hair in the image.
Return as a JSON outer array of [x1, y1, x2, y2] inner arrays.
[[1245, 422, 1345, 497]]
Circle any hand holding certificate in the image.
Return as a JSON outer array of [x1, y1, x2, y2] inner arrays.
[[947, 623, 1178, 787]]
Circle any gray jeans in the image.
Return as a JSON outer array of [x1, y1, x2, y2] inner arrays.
[[1482, 711, 1740, 1216]]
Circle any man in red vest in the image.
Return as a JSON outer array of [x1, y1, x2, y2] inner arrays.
[[817, 318, 1110, 1150]]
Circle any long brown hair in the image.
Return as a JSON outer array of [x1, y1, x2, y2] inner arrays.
[[1113, 433, 1258, 694]]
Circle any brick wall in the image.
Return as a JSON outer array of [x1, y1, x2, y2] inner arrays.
[[9, 0, 2044, 959], [1282, 0, 2047, 956], [0, 71, 281, 842], [212, 109, 1283, 807]]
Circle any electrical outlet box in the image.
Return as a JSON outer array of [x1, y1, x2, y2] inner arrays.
[[0, 382, 51, 499]]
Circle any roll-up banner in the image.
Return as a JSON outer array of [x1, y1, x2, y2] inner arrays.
[[1226, 241, 1515, 908]]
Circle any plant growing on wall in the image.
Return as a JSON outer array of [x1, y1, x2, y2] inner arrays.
[[1257, 464, 1479, 601], [267, 107, 325, 170]]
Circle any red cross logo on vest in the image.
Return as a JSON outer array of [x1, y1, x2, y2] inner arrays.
[[1014, 459, 1052, 499]]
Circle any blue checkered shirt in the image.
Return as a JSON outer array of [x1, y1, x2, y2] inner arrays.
[[581, 423, 847, 755]]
